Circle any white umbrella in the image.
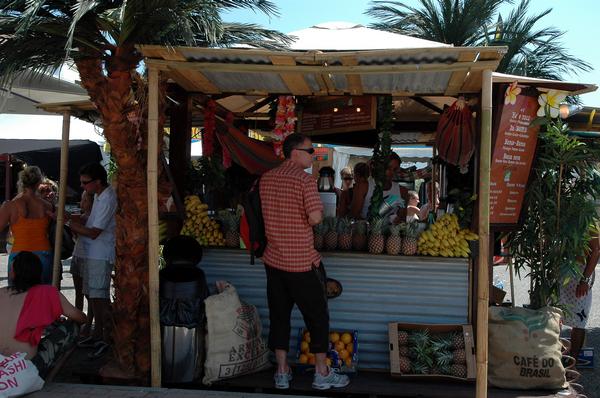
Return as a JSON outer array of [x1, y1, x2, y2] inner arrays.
[[288, 21, 450, 51]]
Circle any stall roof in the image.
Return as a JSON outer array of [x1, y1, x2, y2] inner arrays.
[[138, 45, 506, 96], [1, 71, 89, 115], [492, 72, 597, 95]]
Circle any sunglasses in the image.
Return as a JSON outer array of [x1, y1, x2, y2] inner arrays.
[[80, 179, 95, 186], [295, 147, 315, 154], [343, 177, 353, 181]]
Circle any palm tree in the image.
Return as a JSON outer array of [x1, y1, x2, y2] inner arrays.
[[0, 0, 289, 378], [366, 0, 591, 79], [366, 0, 508, 46], [480, 0, 591, 80]]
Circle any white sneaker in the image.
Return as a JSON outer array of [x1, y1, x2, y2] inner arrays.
[[274, 369, 293, 389], [312, 367, 350, 390]]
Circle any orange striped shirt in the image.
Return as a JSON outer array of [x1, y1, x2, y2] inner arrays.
[[260, 160, 323, 272]]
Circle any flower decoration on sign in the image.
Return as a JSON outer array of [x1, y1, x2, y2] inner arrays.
[[202, 99, 217, 157], [537, 90, 567, 118], [273, 96, 297, 158], [504, 81, 521, 105]]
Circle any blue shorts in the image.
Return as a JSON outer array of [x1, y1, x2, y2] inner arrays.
[[8, 250, 53, 285]]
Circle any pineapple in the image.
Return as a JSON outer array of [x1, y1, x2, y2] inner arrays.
[[408, 330, 434, 373], [449, 364, 467, 378], [368, 217, 386, 254], [453, 348, 466, 365], [352, 220, 368, 251], [398, 330, 409, 346], [398, 345, 409, 357], [313, 223, 325, 251], [386, 224, 403, 255], [323, 217, 338, 251], [337, 217, 353, 250], [402, 221, 419, 255], [218, 209, 241, 248], [451, 331, 465, 349], [398, 356, 412, 374]]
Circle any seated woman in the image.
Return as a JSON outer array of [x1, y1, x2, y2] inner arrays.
[[406, 191, 421, 222], [0, 251, 86, 379]]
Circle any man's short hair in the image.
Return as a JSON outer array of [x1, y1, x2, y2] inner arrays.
[[283, 133, 310, 159], [389, 152, 401, 164], [79, 163, 108, 186]]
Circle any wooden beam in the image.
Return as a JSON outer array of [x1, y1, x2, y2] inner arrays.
[[445, 52, 478, 96], [341, 56, 363, 95], [146, 59, 502, 75], [461, 70, 484, 93], [410, 96, 444, 114], [269, 55, 313, 95], [52, 111, 70, 288], [147, 67, 161, 388], [138, 44, 507, 63], [475, 69, 493, 398], [167, 68, 220, 94]]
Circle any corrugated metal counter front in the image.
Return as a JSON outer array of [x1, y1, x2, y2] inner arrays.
[[200, 249, 469, 370]]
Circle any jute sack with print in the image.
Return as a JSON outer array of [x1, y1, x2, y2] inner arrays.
[[203, 282, 270, 385], [488, 306, 567, 389]]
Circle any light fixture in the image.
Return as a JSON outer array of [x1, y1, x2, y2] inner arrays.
[[333, 107, 339, 112], [356, 107, 361, 112], [559, 102, 583, 119]]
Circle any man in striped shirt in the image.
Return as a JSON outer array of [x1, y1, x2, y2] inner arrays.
[[260, 133, 349, 391]]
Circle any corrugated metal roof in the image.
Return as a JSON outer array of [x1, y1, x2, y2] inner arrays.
[[200, 249, 469, 370], [139, 45, 506, 96]]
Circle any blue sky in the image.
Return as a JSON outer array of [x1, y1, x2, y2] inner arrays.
[[223, 0, 600, 106]]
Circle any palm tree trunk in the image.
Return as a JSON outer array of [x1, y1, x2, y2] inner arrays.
[[76, 55, 169, 378]]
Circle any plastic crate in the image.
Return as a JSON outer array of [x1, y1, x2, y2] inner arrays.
[[294, 328, 358, 374]]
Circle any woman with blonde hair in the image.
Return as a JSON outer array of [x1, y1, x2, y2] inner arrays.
[[0, 166, 54, 285]]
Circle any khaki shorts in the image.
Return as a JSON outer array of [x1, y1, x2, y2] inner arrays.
[[83, 258, 113, 299]]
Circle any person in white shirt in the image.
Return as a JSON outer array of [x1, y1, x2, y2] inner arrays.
[[67, 163, 116, 359]]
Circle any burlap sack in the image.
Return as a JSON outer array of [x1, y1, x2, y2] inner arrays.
[[488, 306, 567, 389], [203, 282, 270, 385]]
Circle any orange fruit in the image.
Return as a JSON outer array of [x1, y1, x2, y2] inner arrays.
[[301, 341, 310, 353], [299, 354, 308, 364], [329, 332, 340, 343], [341, 332, 353, 344], [308, 356, 316, 365], [335, 341, 345, 352], [326, 357, 332, 367], [307, 352, 315, 360], [303, 331, 311, 343], [339, 349, 349, 360], [346, 342, 354, 354], [344, 357, 352, 367]]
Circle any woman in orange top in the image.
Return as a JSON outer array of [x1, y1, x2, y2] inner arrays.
[[0, 166, 53, 285]]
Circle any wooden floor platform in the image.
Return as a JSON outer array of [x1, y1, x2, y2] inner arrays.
[[180, 368, 574, 398]]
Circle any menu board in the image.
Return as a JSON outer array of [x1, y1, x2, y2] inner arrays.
[[298, 96, 376, 136], [490, 86, 540, 225]]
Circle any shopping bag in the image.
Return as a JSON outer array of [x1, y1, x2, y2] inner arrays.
[[203, 282, 270, 385], [0, 352, 44, 397], [488, 306, 567, 389]]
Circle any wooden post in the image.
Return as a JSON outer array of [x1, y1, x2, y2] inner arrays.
[[476, 69, 493, 398], [52, 111, 71, 288], [147, 67, 161, 387]]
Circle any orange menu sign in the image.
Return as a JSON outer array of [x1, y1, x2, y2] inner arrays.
[[490, 88, 540, 225]]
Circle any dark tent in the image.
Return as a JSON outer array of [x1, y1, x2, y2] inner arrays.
[[1, 139, 103, 201]]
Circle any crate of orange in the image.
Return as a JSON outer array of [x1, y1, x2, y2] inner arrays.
[[295, 328, 358, 374]]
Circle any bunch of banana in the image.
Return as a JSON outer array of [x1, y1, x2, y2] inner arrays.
[[159, 219, 169, 243], [417, 213, 478, 257], [181, 195, 225, 247]]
